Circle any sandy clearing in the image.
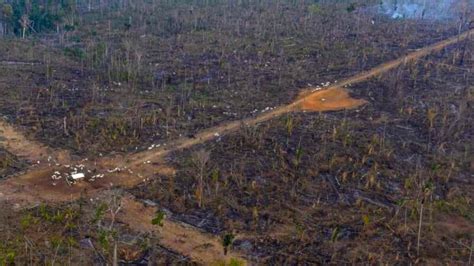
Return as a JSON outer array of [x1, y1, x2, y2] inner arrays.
[[297, 87, 367, 112]]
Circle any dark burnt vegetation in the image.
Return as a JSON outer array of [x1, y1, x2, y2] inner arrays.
[[0, 147, 24, 178], [0, 0, 464, 157], [131, 41, 474, 264], [1, 0, 473, 264], [0, 193, 191, 264]]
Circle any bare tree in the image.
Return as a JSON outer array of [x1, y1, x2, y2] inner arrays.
[[20, 14, 31, 39], [192, 149, 210, 208]]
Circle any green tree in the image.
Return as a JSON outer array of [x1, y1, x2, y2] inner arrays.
[[0, 2, 13, 35]]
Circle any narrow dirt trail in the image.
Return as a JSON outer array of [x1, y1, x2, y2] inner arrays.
[[0, 29, 472, 264], [117, 195, 247, 265], [0, 119, 70, 164]]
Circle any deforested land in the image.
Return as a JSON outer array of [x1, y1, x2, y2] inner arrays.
[[0, 0, 473, 264]]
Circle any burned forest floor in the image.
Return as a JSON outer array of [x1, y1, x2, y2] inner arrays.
[[0, 1, 463, 157], [131, 41, 474, 264], [0, 0, 473, 265]]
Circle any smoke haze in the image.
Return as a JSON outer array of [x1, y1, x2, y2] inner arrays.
[[380, 0, 459, 19]]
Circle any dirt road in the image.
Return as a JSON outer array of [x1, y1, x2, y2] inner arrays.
[[0, 119, 70, 164], [125, 28, 474, 169], [118, 195, 246, 265], [0, 29, 472, 264]]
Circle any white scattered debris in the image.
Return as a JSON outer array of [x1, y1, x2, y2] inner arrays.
[[95, 174, 105, 178], [322, 81, 331, 87], [321, 98, 327, 102], [89, 173, 105, 182], [107, 167, 127, 173], [223, 111, 238, 116], [214, 133, 220, 137], [147, 143, 161, 150], [261, 106, 274, 113]]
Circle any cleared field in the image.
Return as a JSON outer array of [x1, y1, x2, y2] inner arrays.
[[131, 38, 474, 264], [1, 33, 470, 264], [0, 0, 472, 264]]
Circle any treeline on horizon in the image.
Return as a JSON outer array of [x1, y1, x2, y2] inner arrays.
[[0, 0, 381, 37], [0, 0, 80, 37]]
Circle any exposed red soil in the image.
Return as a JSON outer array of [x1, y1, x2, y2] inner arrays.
[[296, 87, 367, 112]]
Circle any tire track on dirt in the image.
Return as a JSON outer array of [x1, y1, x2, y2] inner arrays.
[[0, 29, 472, 264]]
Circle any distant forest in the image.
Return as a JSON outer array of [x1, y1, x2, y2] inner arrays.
[[0, 0, 379, 38], [0, 0, 78, 36], [0, 0, 132, 37]]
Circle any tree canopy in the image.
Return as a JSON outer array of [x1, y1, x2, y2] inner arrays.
[[0, 0, 77, 36]]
